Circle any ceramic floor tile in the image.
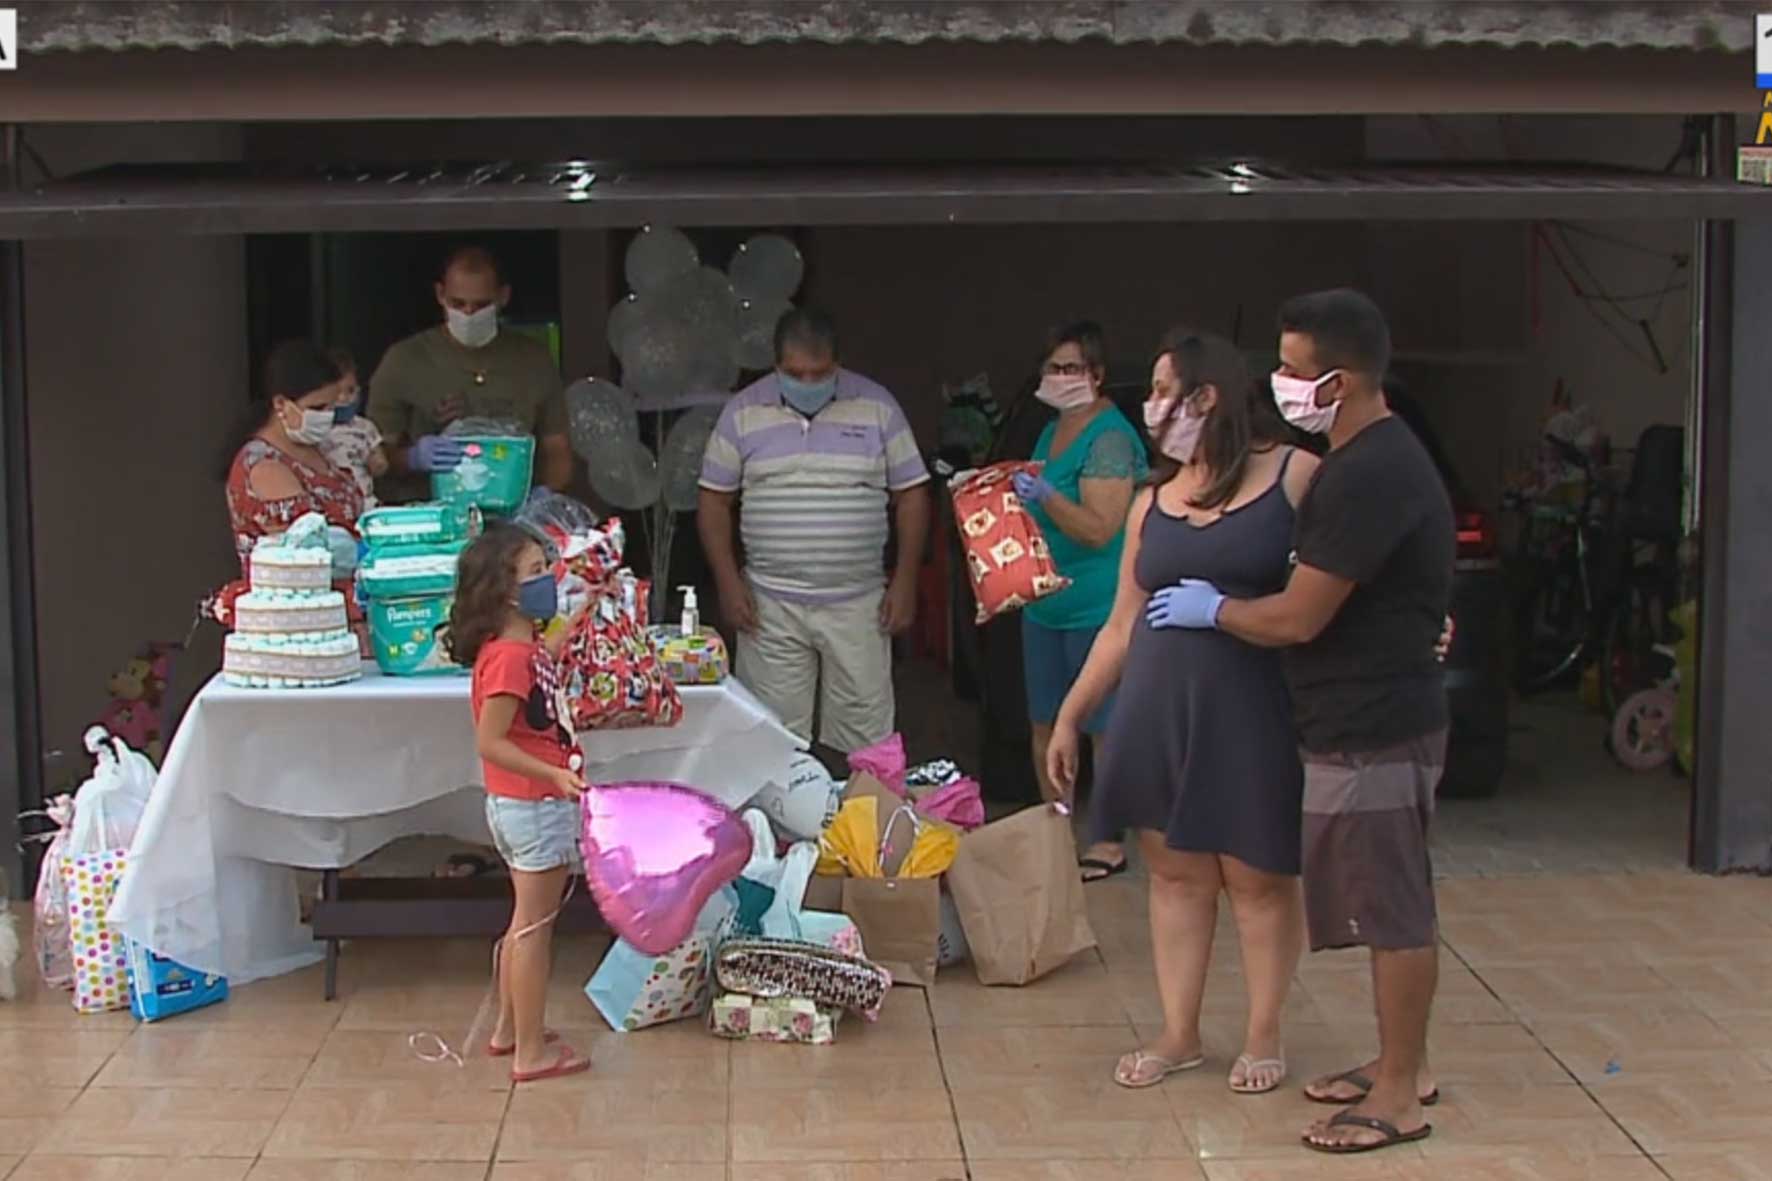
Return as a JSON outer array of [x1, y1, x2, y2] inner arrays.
[[928, 956, 1126, 1029], [331, 982, 498, 1033], [0, 1030, 131, 1090], [969, 1164, 1206, 1181], [729, 1080, 961, 1163], [1658, 1150, 1772, 1181], [1409, 1023, 1574, 1088], [1202, 1150, 1664, 1179], [0, 1086, 89, 1158], [1469, 962, 1686, 1021], [260, 1086, 505, 1162], [35, 1088, 289, 1158], [1414, 1085, 1642, 1159], [90, 1028, 322, 1089], [302, 1029, 512, 1091], [247, 1163, 490, 1180], [9, 1159, 252, 1180], [1527, 1011, 1755, 1086], [497, 1082, 728, 1164], [492, 1166, 728, 1181], [0, 1155, 16, 1179], [0, 1119, 53, 1159], [1592, 1082, 1772, 1155]]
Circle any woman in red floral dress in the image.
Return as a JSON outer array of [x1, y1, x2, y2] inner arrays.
[[220, 340, 367, 647]]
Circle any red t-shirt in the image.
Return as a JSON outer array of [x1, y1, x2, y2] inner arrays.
[[471, 638, 575, 800]]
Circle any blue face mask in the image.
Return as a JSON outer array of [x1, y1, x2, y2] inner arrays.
[[516, 573, 558, 622], [779, 373, 838, 417], [333, 403, 359, 425]]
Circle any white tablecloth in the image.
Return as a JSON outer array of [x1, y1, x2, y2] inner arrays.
[[108, 667, 802, 984]]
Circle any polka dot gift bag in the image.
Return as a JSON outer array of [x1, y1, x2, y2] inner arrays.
[[63, 850, 132, 1013]]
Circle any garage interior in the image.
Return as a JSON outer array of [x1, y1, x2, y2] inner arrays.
[[1, 109, 1756, 885]]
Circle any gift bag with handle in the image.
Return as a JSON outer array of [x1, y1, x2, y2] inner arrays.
[[946, 803, 1097, 986], [585, 885, 736, 1031], [761, 841, 864, 958], [821, 775, 956, 989]]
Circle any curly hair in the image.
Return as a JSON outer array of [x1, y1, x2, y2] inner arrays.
[[446, 524, 537, 667]]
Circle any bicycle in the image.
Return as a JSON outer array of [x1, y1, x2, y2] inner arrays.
[[1610, 643, 1679, 771]]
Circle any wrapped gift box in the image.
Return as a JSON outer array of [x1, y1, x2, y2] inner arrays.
[[63, 850, 131, 1014], [647, 626, 729, 685], [708, 993, 841, 1044]]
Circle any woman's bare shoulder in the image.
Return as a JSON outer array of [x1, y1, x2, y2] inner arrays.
[[1280, 445, 1321, 507]]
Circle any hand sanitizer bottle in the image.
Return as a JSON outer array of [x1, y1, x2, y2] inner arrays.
[[680, 586, 700, 637]]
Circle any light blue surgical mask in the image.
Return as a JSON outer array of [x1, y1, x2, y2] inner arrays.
[[779, 372, 838, 417]]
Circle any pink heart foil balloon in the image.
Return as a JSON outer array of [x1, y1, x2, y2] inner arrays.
[[580, 782, 753, 955]]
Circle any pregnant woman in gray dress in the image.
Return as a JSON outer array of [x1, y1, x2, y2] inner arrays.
[[1047, 330, 1317, 1096]]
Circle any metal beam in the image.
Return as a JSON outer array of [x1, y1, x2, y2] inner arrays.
[[1, 161, 1771, 238], [0, 236, 39, 892]]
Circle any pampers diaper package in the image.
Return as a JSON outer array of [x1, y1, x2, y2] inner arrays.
[[356, 504, 474, 677], [433, 420, 535, 519]]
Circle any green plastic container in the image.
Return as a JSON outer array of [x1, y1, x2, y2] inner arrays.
[[432, 435, 535, 518], [368, 594, 460, 676]]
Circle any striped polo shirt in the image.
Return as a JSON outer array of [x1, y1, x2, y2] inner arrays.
[[700, 369, 929, 603]]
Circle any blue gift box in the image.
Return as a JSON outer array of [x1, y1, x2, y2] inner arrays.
[[124, 940, 228, 1023]]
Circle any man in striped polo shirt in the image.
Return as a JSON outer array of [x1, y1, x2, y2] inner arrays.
[[698, 308, 931, 753]]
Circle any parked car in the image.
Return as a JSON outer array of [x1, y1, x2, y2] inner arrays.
[[1384, 380, 1510, 798]]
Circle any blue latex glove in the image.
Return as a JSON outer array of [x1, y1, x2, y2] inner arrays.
[[1011, 470, 1055, 505], [409, 434, 466, 473], [1145, 578, 1226, 630]]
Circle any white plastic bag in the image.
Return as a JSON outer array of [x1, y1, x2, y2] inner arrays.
[[65, 727, 157, 857]]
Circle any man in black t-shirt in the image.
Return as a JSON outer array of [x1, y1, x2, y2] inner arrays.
[[1140, 290, 1453, 1156]]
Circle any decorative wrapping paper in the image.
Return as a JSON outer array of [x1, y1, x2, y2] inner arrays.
[[709, 993, 841, 1044], [714, 938, 890, 1021], [550, 517, 683, 732], [584, 887, 736, 1031], [949, 462, 1071, 623], [646, 626, 730, 685], [63, 850, 131, 1013]]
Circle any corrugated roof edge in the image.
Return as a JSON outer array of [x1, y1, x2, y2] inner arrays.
[[16, 0, 1758, 55]]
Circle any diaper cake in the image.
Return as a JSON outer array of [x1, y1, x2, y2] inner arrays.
[[223, 513, 362, 688]]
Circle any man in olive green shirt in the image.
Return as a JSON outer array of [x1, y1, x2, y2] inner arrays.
[[368, 245, 574, 504]]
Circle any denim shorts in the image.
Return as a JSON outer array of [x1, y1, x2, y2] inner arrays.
[[1022, 617, 1116, 733], [484, 794, 582, 874]]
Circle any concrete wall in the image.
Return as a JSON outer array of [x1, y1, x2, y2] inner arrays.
[[21, 124, 245, 783]]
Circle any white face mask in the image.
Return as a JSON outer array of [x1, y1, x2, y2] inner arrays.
[[446, 304, 499, 349], [1271, 370, 1342, 435], [285, 404, 334, 446], [1035, 374, 1096, 412], [1144, 396, 1205, 463]]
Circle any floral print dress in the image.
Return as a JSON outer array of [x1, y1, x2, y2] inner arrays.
[[223, 439, 367, 631]]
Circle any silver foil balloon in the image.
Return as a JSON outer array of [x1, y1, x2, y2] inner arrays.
[[729, 234, 804, 303], [564, 378, 640, 463], [733, 297, 791, 371], [659, 406, 722, 512], [606, 293, 642, 363], [619, 309, 700, 400], [587, 437, 663, 510], [624, 225, 699, 295]]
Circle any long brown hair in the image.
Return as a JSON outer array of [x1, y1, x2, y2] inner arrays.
[[446, 524, 536, 667], [1148, 328, 1286, 511]]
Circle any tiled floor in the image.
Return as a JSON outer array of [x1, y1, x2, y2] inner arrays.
[[6, 860, 1772, 1180]]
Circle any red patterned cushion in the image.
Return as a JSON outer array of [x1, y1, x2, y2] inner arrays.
[[950, 462, 1071, 624]]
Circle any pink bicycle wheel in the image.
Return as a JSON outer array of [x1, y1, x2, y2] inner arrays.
[[1610, 689, 1676, 772]]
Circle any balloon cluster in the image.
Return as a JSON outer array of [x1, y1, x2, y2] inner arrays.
[[566, 227, 805, 618]]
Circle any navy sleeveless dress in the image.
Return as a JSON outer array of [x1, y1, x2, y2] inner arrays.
[[1093, 453, 1305, 875]]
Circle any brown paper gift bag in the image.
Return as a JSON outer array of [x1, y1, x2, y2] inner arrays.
[[946, 804, 1097, 986], [841, 875, 941, 989]]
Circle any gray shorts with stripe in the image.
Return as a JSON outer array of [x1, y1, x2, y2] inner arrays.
[[1300, 730, 1448, 953]]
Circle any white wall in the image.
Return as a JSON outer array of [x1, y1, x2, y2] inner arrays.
[[22, 125, 246, 779]]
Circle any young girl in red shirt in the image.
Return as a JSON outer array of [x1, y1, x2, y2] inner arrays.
[[448, 524, 589, 1083]]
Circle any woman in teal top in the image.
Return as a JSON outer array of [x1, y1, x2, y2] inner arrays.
[[1012, 322, 1149, 880]]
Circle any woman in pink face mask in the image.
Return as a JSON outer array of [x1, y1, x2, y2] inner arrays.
[[1046, 329, 1319, 1096], [1013, 321, 1148, 882]]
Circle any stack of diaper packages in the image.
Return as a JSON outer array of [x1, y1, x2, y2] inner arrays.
[[355, 504, 479, 676]]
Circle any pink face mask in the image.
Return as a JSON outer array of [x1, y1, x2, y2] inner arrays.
[[1144, 396, 1205, 463], [1035, 374, 1096, 412], [1271, 370, 1342, 435]]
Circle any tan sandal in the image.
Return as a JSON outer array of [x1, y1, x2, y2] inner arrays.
[[1114, 1048, 1205, 1089], [1229, 1053, 1287, 1094]]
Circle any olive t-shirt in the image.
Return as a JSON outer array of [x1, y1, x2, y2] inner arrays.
[[366, 326, 568, 504], [1284, 415, 1455, 754]]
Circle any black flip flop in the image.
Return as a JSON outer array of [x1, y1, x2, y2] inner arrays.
[[1305, 1068, 1439, 1107], [1304, 1111, 1432, 1155], [1079, 856, 1128, 883]]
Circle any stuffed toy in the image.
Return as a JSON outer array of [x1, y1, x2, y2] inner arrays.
[[94, 642, 176, 764]]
